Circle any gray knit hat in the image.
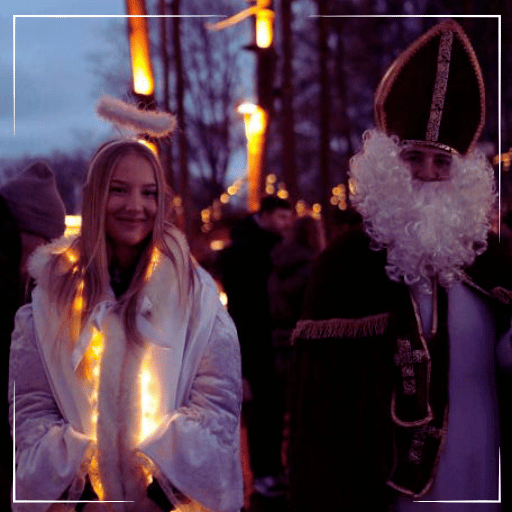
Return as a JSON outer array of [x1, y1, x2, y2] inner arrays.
[[0, 161, 66, 240]]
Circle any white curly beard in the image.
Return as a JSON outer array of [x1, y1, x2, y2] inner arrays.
[[349, 130, 496, 292]]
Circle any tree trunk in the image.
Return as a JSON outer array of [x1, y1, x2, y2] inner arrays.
[[280, 0, 298, 202], [317, 0, 330, 215], [171, 0, 190, 235], [158, 0, 173, 189]]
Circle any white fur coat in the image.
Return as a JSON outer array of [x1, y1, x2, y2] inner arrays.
[[8, 238, 243, 512]]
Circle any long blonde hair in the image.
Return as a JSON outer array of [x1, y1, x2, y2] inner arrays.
[[49, 139, 194, 345]]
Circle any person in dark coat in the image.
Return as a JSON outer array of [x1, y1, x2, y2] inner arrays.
[[219, 195, 293, 498], [0, 161, 66, 512], [289, 20, 512, 512], [267, 215, 326, 478]]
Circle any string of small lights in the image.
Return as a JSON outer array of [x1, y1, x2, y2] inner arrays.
[[199, 172, 330, 232], [201, 177, 247, 233], [493, 148, 512, 173]]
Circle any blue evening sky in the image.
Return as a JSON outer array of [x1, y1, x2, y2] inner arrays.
[[0, 0, 148, 158]]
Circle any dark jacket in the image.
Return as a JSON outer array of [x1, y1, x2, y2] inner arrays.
[[0, 195, 22, 512], [219, 215, 281, 381], [289, 226, 512, 512]]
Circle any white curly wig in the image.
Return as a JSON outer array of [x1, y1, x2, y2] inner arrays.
[[349, 129, 496, 292]]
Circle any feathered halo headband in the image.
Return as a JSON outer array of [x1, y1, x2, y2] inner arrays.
[[95, 94, 177, 137]]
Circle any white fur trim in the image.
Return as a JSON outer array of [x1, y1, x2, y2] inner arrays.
[[27, 235, 76, 283]]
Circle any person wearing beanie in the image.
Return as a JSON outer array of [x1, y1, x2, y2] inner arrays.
[[0, 160, 66, 241], [0, 160, 66, 512], [289, 20, 512, 512], [0, 161, 66, 293]]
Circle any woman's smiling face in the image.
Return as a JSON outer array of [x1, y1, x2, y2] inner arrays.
[[105, 151, 158, 252]]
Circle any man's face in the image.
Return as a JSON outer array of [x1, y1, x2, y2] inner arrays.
[[349, 130, 495, 290], [400, 145, 453, 182], [262, 208, 294, 237]]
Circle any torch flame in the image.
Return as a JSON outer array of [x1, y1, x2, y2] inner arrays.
[[125, 0, 155, 96], [256, 8, 274, 48]]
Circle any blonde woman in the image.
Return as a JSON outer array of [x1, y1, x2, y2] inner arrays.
[[8, 140, 243, 512]]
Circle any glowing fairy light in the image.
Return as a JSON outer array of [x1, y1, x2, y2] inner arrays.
[[89, 454, 104, 500], [331, 183, 347, 210], [348, 177, 356, 196], [66, 247, 79, 266], [144, 247, 161, 282], [312, 203, 322, 220], [200, 177, 248, 230], [138, 138, 159, 155], [276, 182, 289, 200], [296, 200, 307, 216], [73, 280, 84, 314], [139, 352, 162, 444], [210, 240, 225, 251], [172, 196, 184, 217], [201, 209, 211, 223], [65, 215, 82, 237]]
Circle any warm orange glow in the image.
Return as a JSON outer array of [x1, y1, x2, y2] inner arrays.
[[66, 246, 79, 266], [88, 327, 105, 362], [237, 102, 257, 116], [144, 247, 161, 282], [65, 215, 82, 237], [201, 208, 211, 222], [238, 102, 268, 212], [256, 8, 274, 48], [125, 0, 155, 96], [494, 150, 511, 172], [138, 351, 162, 444], [295, 200, 307, 216], [238, 102, 268, 146], [138, 138, 159, 156], [277, 189, 289, 200], [220, 193, 230, 204], [247, 108, 267, 143], [348, 177, 356, 196], [89, 454, 105, 500], [73, 280, 84, 313], [210, 240, 226, 251], [81, 328, 104, 395]]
